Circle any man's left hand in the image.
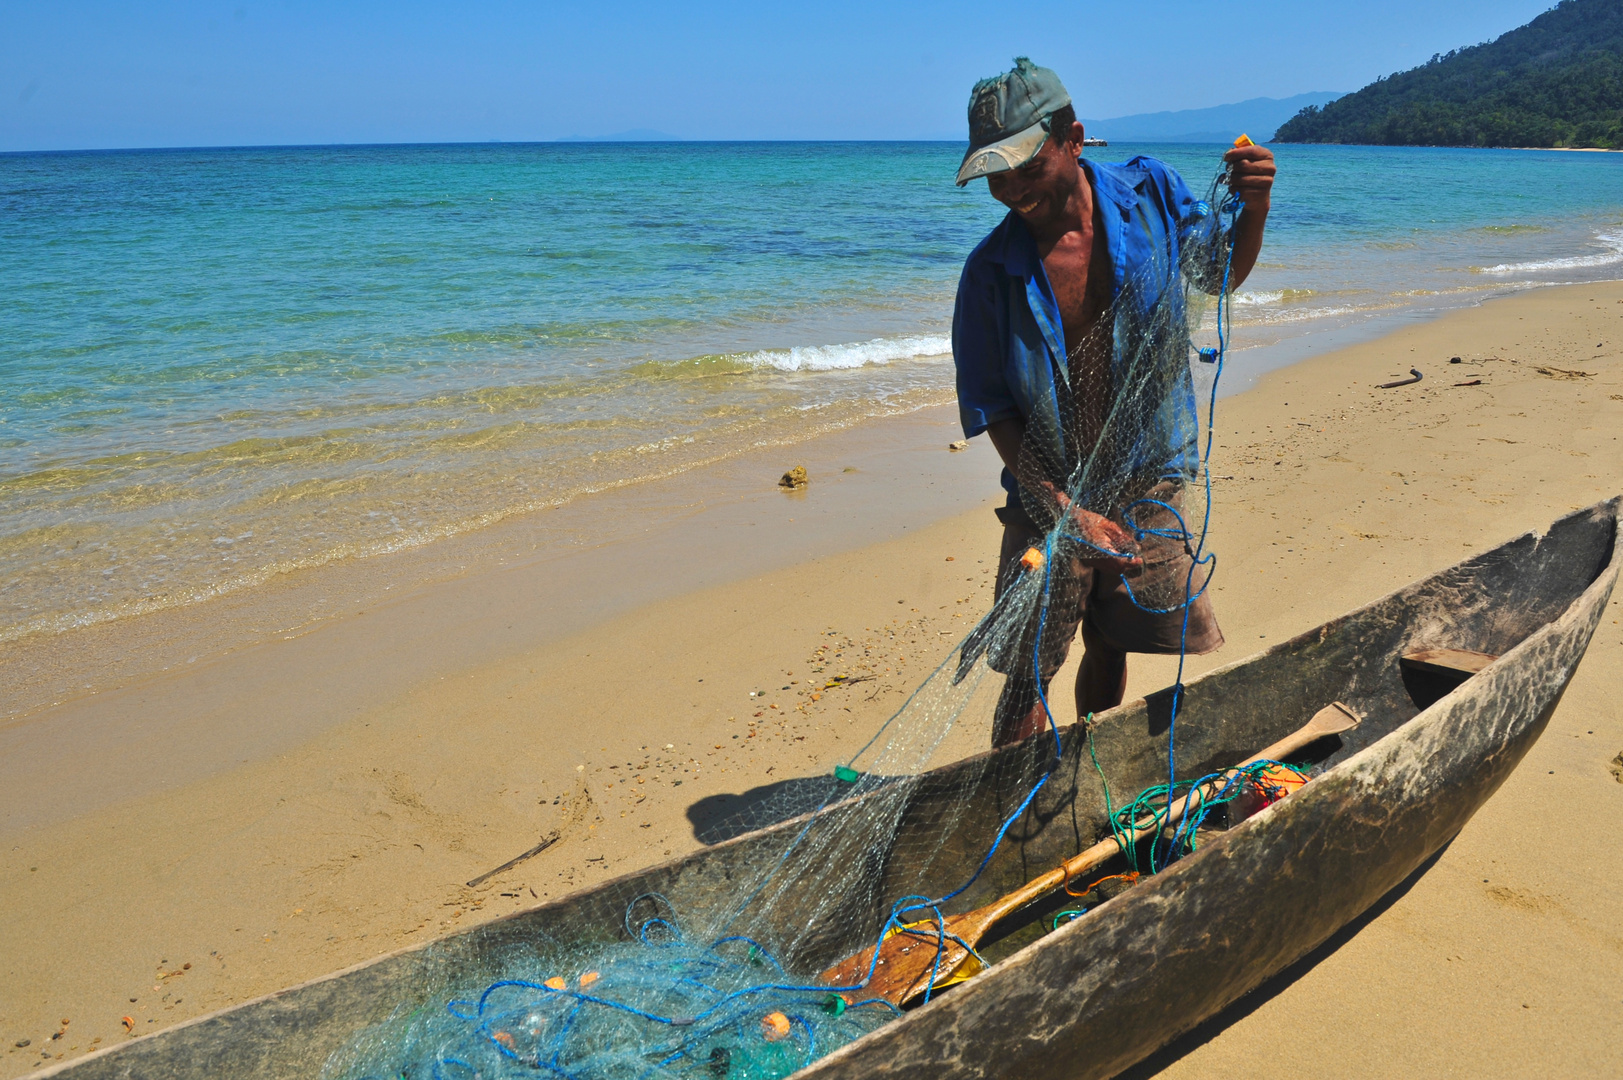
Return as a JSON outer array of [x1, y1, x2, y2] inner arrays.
[[1223, 145, 1276, 210]]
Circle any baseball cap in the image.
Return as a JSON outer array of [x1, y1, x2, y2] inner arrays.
[[955, 57, 1072, 187]]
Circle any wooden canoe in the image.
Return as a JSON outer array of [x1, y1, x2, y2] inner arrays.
[[35, 498, 1619, 1080]]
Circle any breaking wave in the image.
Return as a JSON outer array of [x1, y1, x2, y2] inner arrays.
[[1477, 229, 1623, 274], [1231, 287, 1318, 306], [739, 334, 953, 372]]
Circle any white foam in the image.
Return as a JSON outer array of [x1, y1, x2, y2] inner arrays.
[[740, 334, 952, 372], [1200, 302, 1356, 329], [1477, 229, 1623, 274], [1231, 287, 1319, 307], [1241, 304, 1358, 326]]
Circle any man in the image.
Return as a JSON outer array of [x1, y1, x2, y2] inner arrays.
[[951, 58, 1276, 746]]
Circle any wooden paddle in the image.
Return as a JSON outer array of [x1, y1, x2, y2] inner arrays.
[[819, 702, 1361, 1006]]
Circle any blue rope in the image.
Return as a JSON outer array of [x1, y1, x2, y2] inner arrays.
[[1143, 181, 1240, 868]]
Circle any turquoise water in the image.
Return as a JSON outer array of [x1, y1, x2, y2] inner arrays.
[[2, 141, 1620, 640]]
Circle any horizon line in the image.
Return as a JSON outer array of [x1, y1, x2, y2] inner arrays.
[[2, 137, 972, 156], [0, 135, 1294, 157]]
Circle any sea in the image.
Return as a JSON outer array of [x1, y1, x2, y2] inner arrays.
[[2, 141, 1620, 644]]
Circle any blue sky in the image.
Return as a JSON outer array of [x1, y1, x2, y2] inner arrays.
[[1, 1, 1564, 151]]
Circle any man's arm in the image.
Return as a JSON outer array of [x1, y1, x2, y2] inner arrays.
[[1221, 145, 1275, 290], [986, 417, 1025, 477]]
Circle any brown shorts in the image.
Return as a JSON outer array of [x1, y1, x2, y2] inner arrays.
[[991, 500, 1223, 680]]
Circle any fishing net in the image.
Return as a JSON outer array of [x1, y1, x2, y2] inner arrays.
[[324, 157, 1245, 1080]]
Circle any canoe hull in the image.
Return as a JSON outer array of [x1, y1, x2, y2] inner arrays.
[[33, 499, 1619, 1080], [801, 499, 1619, 1079]]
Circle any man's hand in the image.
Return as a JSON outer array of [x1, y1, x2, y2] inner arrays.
[[1068, 504, 1143, 575], [1223, 144, 1275, 211], [1036, 482, 1143, 574]]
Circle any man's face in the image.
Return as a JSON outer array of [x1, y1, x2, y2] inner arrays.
[[985, 123, 1082, 227]]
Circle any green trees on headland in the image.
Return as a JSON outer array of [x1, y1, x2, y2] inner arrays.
[[1275, 0, 1623, 149]]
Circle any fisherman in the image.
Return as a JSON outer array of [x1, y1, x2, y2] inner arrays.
[[951, 59, 1276, 746]]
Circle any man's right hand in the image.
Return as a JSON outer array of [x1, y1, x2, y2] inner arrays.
[[1068, 504, 1143, 575], [1035, 481, 1142, 575]]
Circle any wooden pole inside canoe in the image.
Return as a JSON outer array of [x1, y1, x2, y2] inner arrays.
[[819, 702, 1361, 1006]]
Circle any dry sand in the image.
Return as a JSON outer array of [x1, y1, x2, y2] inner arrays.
[[2, 281, 1620, 1077]]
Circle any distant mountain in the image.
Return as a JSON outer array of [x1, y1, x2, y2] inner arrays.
[[1081, 93, 1345, 143], [556, 129, 682, 142], [1276, 0, 1623, 148]]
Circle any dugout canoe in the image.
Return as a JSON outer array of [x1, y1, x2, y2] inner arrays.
[[36, 497, 1620, 1080]]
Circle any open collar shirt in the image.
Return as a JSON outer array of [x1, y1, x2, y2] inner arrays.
[[951, 155, 1218, 508]]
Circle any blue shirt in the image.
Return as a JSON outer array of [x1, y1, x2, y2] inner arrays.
[[951, 155, 1223, 511]]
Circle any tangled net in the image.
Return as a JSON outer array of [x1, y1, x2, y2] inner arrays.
[[339, 928, 896, 1080], [326, 156, 1249, 1080]]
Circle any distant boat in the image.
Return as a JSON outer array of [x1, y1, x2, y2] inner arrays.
[[1083, 137, 1108, 146]]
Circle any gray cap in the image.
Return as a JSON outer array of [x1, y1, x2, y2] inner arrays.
[[956, 57, 1072, 187]]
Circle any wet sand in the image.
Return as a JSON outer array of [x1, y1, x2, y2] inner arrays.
[[3, 281, 1621, 1077], [0, 406, 995, 834]]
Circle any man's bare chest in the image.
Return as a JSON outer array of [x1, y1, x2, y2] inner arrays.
[[1043, 241, 1112, 350], [1038, 217, 1116, 352]]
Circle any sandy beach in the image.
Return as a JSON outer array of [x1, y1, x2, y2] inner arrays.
[[2, 280, 1620, 1077]]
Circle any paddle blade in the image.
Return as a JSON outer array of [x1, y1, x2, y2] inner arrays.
[[820, 914, 982, 1007], [1249, 701, 1360, 766], [1303, 701, 1361, 740]]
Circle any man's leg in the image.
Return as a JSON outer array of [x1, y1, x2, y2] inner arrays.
[[990, 517, 1057, 748], [992, 680, 1050, 747], [995, 619, 1121, 744], [1075, 619, 1128, 717], [1072, 487, 1225, 717], [990, 569, 1089, 746]]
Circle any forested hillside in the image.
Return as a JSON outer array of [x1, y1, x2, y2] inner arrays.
[[1275, 0, 1623, 148]]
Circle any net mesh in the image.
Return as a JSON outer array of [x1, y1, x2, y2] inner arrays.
[[323, 158, 1243, 1080]]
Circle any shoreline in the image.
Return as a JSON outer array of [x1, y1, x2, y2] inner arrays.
[[2, 280, 1621, 1076], [0, 402, 999, 832], [1270, 143, 1623, 153], [6, 269, 1613, 729], [1506, 145, 1623, 152]]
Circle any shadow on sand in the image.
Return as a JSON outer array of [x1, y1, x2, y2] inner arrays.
[[685, 776, 842, 844]]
